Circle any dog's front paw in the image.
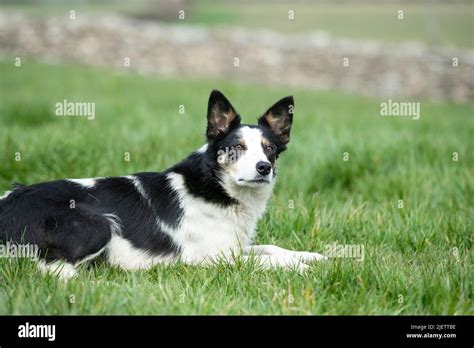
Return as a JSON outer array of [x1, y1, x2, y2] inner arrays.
[[293, 261, 310, 273], [272, 256, 309, 274], [293, 251, 328, 263], [256, 254, 309, 273]]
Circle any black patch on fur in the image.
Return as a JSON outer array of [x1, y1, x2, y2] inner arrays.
[[0, 176, 181, 263], [80, 177, 180, 256], [0, 180, 109, 263]]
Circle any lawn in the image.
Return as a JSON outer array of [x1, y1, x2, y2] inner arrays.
[[0, 59, 472, 314]]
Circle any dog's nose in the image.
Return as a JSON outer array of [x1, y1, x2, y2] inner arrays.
[[256, 161, 272, 176]]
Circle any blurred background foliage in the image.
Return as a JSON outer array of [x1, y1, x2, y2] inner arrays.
[[2, 0, 473, 48]]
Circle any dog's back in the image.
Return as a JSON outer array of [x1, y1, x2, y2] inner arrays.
[[0, 175, 180, 264]]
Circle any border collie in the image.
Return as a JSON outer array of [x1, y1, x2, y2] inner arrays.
[[0, 90, 325, 278]]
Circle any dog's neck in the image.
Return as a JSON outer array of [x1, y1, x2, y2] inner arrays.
[[221, 173, 274, 203], [170, 150, 274, 215], [170, 150, 238, 206], [219, 173, 275, 222]]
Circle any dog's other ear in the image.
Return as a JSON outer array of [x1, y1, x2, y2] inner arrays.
[[258, 96, 294, 145], [206, 90, 241, 142]]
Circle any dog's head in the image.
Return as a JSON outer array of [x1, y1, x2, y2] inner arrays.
[[204, 90, 294, 188]]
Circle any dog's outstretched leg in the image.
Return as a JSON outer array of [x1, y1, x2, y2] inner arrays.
[[243, 245, 327, 263], [195, 252, 309, 273], [241, 254, 309, 273]]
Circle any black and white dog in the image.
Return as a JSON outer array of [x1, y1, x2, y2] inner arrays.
[[0, 90, 325, 278]]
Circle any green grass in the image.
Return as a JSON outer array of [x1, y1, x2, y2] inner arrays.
[[1, 0, 473, 48], [0, 59, 473, 315]]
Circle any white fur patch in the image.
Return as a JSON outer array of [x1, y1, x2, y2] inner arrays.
[[68, 178, 97, 188], [196, 144, 208, 154], [106, 234, 171, 270], [38, 260, 77, 280], [0, 190, 12, 200]]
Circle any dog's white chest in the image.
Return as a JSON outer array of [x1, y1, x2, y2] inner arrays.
[[167, 173, 271, 263], [175, 207, 251, 262]]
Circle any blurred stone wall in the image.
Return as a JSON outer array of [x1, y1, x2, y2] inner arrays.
[[0, 13, 472, 102]]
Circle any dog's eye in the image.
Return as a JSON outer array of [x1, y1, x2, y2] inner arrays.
[[234, 144, 244, 151], [265, 145, 275, 153]]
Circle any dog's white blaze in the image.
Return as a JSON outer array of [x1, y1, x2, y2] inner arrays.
[[68, 178, 96, 188], [232, 127, 272, 183], [166, 172, 272, 263]]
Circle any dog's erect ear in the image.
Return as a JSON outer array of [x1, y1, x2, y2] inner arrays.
[[206, 90, 241, 141], [258, 96, 294, 145]]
